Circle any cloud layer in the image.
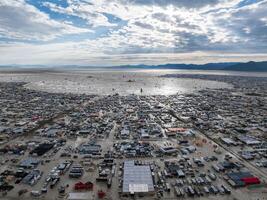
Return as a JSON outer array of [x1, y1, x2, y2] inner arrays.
[[0, 0, 267, 65]]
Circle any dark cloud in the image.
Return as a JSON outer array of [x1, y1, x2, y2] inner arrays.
[[134, 21, 154, 29], [212, 1, 267, 53], [151, 13, 172, 22]]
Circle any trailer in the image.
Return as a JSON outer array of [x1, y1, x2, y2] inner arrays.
[[203, 186, 209, 194], [174, 186, 181, 197], [165, 183, 171, 192], [188, 186, 195, 196], [221, 185, 231, 194], [50, 178, 60, 189]]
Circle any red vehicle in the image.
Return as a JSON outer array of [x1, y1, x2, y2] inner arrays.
[[74, 181, 93, 190], [241, 177, 261, 185], [98, 190, 106, 199]]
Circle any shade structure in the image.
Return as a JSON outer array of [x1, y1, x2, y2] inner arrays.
[[123, 160, 154, 194]]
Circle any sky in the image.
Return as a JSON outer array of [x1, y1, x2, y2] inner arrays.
[[0, 0, 267, 66]]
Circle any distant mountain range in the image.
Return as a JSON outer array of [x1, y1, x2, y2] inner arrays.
[[0, 61, 267, 72], [113, 61, 267, 72], [223, 61, 267, 71]]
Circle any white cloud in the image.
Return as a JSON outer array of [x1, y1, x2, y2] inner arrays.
[[0, 0, 92, 41], [0, 0, 267, 65], [42, 1, 116, 27], [1, 41, 267, 66]]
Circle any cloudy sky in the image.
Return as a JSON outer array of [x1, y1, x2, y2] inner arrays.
[[0, 0, 267, 66]]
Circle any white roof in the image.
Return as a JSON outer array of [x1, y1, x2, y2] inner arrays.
[[123, 161, 154, 193], [68, 193, 94, 200], [129, 184, 148, 193]]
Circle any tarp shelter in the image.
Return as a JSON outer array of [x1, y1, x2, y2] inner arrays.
[[68, 192, 94, 200], [122, 160, 154, 194]]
